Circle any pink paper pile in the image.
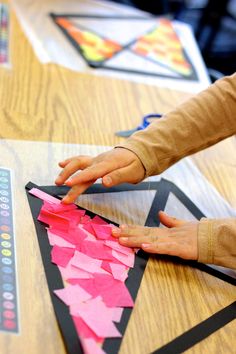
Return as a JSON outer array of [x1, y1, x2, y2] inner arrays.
[[29, 188, 135, 354]]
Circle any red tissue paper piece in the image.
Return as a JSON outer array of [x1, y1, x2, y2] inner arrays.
[[51, 245, 75, 268], [29, 187, 135, 354], [69, 274, 134, 308]]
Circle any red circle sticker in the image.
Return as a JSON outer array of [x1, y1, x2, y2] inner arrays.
[[3, 319, 16, 330]]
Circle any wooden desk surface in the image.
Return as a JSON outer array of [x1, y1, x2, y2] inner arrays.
[[0, 3, 235, 354]]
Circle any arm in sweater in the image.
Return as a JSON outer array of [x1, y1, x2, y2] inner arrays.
[[118, 74, 236, 269], [118, 74, 236, 176], [56, 75, 236, 269]]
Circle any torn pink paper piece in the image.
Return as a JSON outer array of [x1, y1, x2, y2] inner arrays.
[[49, 226, 87, 246], [80, 337, 106, 354], [91, 215, 107, 225], [71, 296, 121, 338], [91, 224, 113, 240], [47, 230, 75, 248], [47, 203, 78, 213], [101, 261, 112, 274], [80, 215, 92, 224], [110, 307, 124, 323], [73, 316, 104, 343], [71, 250, 108, 274], [79, 241, 115, 262], [61, 211, 86, 229], [38, 208, 70, 231], [69, 275, 134, 308], [29, 187, 61, 204], [112, 250, 135, 268], [54, 284, 91, 306], [82, 223, 96, 236], [78, 225, 96, 241], [104, 240, 133, 255], [59, 259, 93, 280], [109, 263, 128, 282], [51, 245, 75, 268]]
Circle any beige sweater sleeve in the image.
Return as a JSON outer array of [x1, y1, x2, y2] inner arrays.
[[117, 74, 236, 269], [198, 218, 236, 269], [118, 74, 236, 176]]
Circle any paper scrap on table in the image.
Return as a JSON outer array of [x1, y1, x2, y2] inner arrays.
[[29, 187, 136, 354]]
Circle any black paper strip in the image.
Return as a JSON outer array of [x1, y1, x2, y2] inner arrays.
[[152, 301, 236, 354]]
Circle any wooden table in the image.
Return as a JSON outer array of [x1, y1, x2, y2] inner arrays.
[[0, 3, 235, 354]]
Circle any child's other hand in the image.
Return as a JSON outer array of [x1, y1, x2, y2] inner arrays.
[[55, 148, 145, 203], [112, 211, 198, 260]]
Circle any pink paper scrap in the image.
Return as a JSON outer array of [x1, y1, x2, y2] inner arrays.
[[109, 263, 128, 282], [112, 249, 135, 268], [29, 187, 61, 204], [79, 240, 115, 262], [80, 338, 106, 354], [59, 259, 94, 280], [71, 296, 121, 338], [69, 274, 134, 308], [54, 284, 91, 306], [47, 230, 75, 249], [91, 224, 113, 240], [51, 245, 75, 268], [71, 251, 108, 275], [38, 208, 70, 231], [73, 316, 104, 343], [32, 188, 136, 353], [91, 215, 107, 225], [104, 240, 133, 255]]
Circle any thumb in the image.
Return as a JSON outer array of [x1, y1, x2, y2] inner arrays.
[[158, 211, 186, 228]]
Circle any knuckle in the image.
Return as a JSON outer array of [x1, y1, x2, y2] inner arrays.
[[143, 227, 152, 236], [59, 166, 70, 176], [113, 169, 123, 182], [150, 233, 159, 243]]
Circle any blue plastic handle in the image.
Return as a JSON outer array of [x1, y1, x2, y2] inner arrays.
[[137, 113, 162, 130]]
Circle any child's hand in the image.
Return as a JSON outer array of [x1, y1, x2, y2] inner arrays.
[[112, 211, 199, 260], [55, 148, 145, 203]]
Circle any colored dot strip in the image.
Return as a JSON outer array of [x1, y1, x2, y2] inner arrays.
[[0, 168, 19, 333], [0, 4, 10, 66]]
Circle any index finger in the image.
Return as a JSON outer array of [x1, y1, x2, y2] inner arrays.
[[62, 180, 95, 203], [55, 156, 93, 185]]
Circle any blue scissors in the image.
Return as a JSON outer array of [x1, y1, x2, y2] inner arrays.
[[115, 113, 162, 137]]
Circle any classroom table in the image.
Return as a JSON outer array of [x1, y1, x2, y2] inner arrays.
[[0, 2, 235, 354]]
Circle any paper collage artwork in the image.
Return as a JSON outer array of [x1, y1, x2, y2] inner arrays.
[[25, 178, 236, 354], [51, 14, 197, 81], [28, 187, 135, 354]]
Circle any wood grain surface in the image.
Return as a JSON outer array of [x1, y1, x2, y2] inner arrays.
[[0, 2, 235, 354]]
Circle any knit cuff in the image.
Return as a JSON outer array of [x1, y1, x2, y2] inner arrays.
[[197, 218, 214, 264]]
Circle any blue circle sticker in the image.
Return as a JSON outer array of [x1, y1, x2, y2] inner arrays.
[[2, 258, 12, 265]]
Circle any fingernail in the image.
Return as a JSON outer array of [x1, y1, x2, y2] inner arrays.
[[141, 243, 151, 248], [103, 176, 112, 186], [112, 228, 121, 236], [62, 197, 69, 204], [120, 237, 128, 242]]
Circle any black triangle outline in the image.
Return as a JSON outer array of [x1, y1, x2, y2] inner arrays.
[[25, 179, 235, 354]]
